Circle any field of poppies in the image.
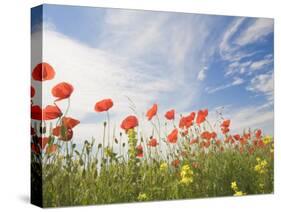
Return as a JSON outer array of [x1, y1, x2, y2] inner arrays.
[[31, 62, 274, 207]]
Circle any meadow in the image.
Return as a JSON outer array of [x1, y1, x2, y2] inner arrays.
[[31, 62, 274, 207]]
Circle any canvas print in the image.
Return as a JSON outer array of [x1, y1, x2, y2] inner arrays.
[[31, 4, 274, 208]]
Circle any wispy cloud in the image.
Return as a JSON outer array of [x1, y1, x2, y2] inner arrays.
[[32, 10, 220, 142], [235, 19, 274, 46], [205, 77, 244, 94], [197, 66, 207, 81], [249, 54, 273, 71], [247, 71, 274, 104]]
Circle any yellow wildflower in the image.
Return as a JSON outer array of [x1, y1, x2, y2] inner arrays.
[[263, 135, 273, 145], [231, 181, 238, 192], [231, 181, 246, 196], [234, 191, 246, 196], [160, 162, 168, 172], [254, 158, 268, 174], [137, 192, 148, 201], [180, 177, 193, 185], [179, 164, 194, 186]]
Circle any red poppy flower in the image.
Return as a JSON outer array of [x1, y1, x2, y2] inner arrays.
[[179, 117, 192, 129], [52, 82, 74, 101], [148, 138, 158, 147], [31, 105, 43, 120], [201, 131, 216, 140], [221, 119, 230, 128], [31, 143, 40, 154], [221, 127, 230, 134], [31, 86, 35, 98], [52, 126, 60, 137], [255, 129, 262, 139], [211, 132, 217, 139], [31, 105, 62, 121], [171, 159, 180, 167], [233, 134, 241, 141], [43, 105, 62, 120], [167, 128, 178, 144], [32, 62, 55, 81], [165, 109, 175, 120], [179, 112, 195, 129], [62, 117, 80, 129], [46, 144, 58, 154], [52, 116, 80, 141], [136, 144, 143, 158], [257, 140, 265, 148], [146, 104, 157, 120], [196, 109, 208, 125], [52, 126, 73, 141], [38, 137, 49, 149], [120, 115, 139, 131], [94, 98, 113, 112], [239, 137, 247, 145]]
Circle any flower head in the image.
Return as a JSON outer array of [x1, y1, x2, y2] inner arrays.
[[46, 144, 58, 154], [167, 128, 178, 144], [120, 115, 138, 131], [160, 162, 168, 172], [196, 109, 208, 125], [52, 117, 79, 141], [32, 62, 55, 81], [165, 109, 175, 120], [52, 82, 74, 102], [137, 192, 148, 201], [179, 112, 195, 129], [62, 116, 80, 129], [148, 138, 158, 147], [31, 105, 62, 121], [136, 144, 143, 158], [94, 98, 113, 112], [146, 104, 157, 120], [31, 86, 35, 98]]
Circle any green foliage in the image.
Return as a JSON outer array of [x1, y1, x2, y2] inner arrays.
[[39, 139, 274, 207]]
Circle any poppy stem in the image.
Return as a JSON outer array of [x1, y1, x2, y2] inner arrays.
[[106, 111, 110, 149], [64, 98, 71, 117], [102, 123, 106, 160]]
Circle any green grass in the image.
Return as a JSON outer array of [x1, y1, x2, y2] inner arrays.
[[31, 136, 273, 207]]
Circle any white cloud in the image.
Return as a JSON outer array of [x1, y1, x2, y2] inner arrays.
[[225, 60, 252, 76], [206, 77, 244, 94], [249, 55, 273, 71], [31, 10, 217, 143], [247, 72, 274, 104], [229, 106, 273, 134], [197, 66, 207, 81], [208, 104, 273, 135], [219, 17, 273, 81], [235, 19, 274, 46], [219, 18, 245, 60]]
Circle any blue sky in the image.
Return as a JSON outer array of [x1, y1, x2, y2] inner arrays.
[[31, 4, 274, 142]]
